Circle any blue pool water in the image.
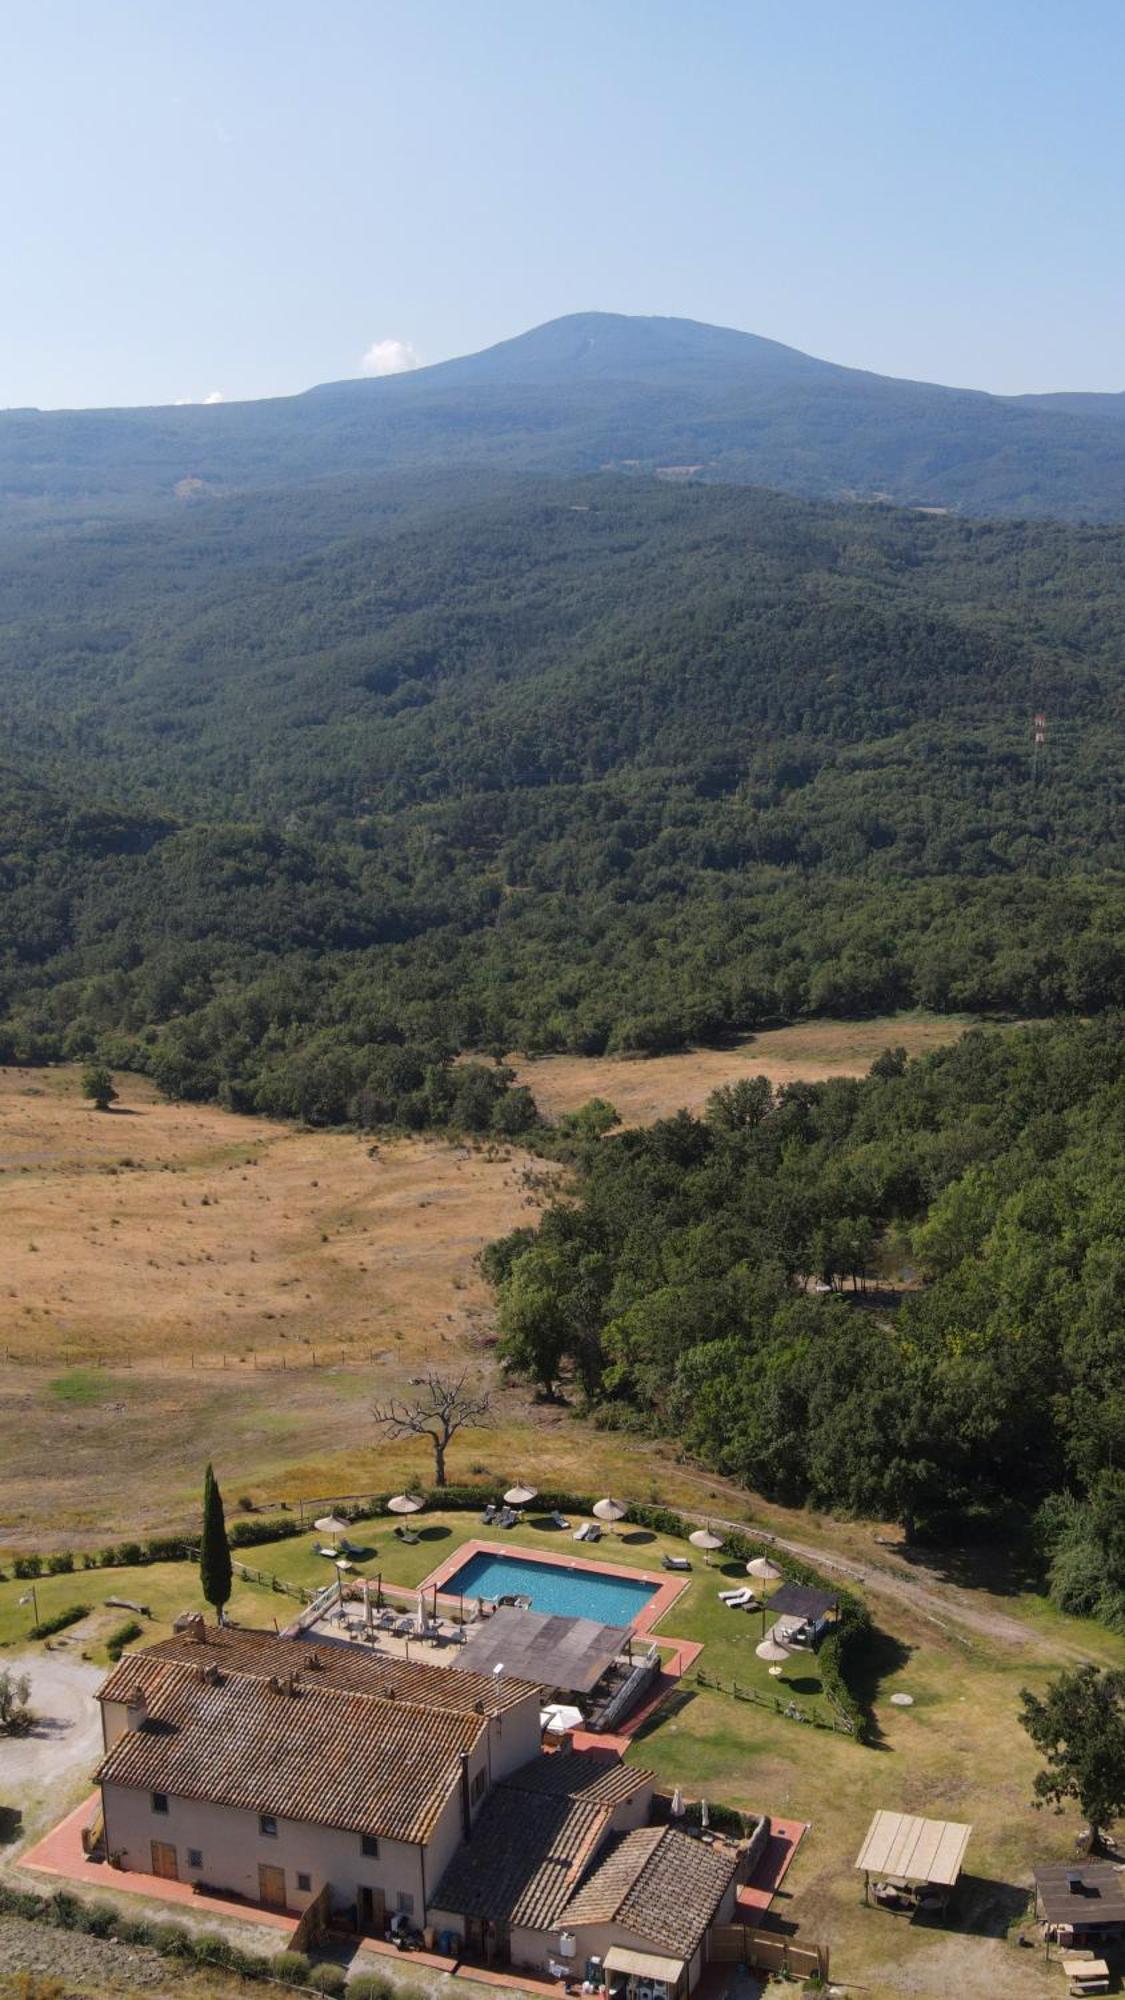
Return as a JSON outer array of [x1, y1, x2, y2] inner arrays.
[[442, 1551, 657, 1626]]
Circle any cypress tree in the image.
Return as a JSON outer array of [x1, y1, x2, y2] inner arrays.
[[199, 1462, 232, 1624]]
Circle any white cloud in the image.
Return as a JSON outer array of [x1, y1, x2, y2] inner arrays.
[[202, 390, 224, 405], [360, 338, 421, 378], [173, 390, 225, 406]]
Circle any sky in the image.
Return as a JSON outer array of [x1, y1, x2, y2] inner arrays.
[[1, 0, 1123, 408]]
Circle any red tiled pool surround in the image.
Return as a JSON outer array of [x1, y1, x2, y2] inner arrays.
[[419, 1537, 689, 1635]]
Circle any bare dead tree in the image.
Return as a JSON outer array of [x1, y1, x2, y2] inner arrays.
[[371, 1369, 493, 1488]]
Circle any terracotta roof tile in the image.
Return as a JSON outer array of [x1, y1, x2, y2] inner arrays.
[[505, 1748, 653, 1807], [433, 1792, 610, 1929], [562, 1825, 738, 1955], [96, 1656, 483, 1844], [101, 1624, 536, 1716]]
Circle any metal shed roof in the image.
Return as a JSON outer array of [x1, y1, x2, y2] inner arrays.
[[768, 1582, 837, 1622], [855, 1810, 972, 1887], [457, 1605, 631, 1694], [1034, 1862, 1125, 1925]]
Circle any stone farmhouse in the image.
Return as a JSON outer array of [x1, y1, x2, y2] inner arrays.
[[94, 1621, 744, 1995]]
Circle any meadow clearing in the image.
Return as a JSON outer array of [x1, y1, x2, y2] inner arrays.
[[508, 1013, 974, 1124], [0, 1018, 963, 1545]]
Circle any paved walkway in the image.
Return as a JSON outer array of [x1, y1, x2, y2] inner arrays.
[[736, 1816, 807, 1918], [20, 1795, 294, 1936]]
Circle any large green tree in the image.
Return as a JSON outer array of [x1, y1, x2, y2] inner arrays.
[[1020, 1665, 1125, 1850], [199, 1463, 232, 1625]]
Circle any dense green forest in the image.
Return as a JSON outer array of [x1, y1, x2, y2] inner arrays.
[[488, 1018, 1125, 1621], [1, 473, 1122, 1109], [7, 312, 1125, 524]]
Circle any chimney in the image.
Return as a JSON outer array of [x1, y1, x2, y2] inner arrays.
[[124, 1684, 148, 1731], [459, 1751, 473, 1841], [173, 1611, 206, 1643]]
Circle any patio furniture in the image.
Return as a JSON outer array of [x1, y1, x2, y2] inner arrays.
[[550, 1511, 570, 1530], [394, 1525, 421, 1544], [718, 1587, 753, 1608], [662, 1554, 691, 1571], [480, 1503, 498, 1523]]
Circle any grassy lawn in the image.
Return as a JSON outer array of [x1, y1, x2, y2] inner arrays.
[[3, 1504, 1117, 1998]]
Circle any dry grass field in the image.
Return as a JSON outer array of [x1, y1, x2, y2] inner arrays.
[[510, 1012, 975, 1125], [0, 1024, 970, 1548]]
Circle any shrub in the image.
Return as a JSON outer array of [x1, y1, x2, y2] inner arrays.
[[113, 1915, 160, 1948], [106, 1618, 144, 1662], [308, 1966, 347, 1996], [13, 1555, 42, 1579], [229, 1515, 302, 1549], [44, 1890, 85, 1930], [147, 1919, 195, 1957], [45, 1553, 74, 1575], [77, 1902, 117, 1938], [347, 1976, 395, 2000], [272, 1951, 312, 1982], [114, 1542, 144, 1567], [30, 1604, 89, 1640]]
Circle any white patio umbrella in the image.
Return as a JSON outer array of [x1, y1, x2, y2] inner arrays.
[[746, 1555, 782, 1581], [314, 1513, 349, 1547], [541, 1702, 584, 1735], [504, 1482, 538, 1507], [700, 1799, 710, 1830], [756, 1634, 791, 1680], [387, 1492, 425, 1516], [593, 1496, 628, 1524], [416, 1587, 429, 1634], [670, 1787, 685, 1820], [689, 1527, 724, 1565]]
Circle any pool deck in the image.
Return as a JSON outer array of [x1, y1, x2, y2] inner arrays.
[[419, 1536, 689, 1636]]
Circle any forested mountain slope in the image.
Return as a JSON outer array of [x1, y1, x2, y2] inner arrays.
[[6, 312, 1125, 524], [1, 475, 1122, 1117], [489, 1015, 1125, 1613]]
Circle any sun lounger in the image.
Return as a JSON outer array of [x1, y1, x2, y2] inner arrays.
[[550, 1511, 570, 1530], [573, 1523, 591, 1541], [662, 1554, 691, 1571], [394, 1524, 421, 1544], [719, 1587, 753, 1607], [585, 1523, 601, 1542], [480, 1504, 497, 1523], [496, 1507, 519, 1529]]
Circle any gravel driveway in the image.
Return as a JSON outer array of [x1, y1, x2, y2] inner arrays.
[[1, 1648, 103, 1845]]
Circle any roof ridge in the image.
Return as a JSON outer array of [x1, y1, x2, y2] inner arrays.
[[99, 1645, 504, 1726]]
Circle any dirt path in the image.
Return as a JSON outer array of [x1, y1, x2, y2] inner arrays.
[[685, 1512, 1090, 1662]]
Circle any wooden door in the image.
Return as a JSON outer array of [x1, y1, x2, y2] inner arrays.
[[150, 1840, 178, 1880], [359, 1884, 386, 1931], [259, 1863, 287, 1910]]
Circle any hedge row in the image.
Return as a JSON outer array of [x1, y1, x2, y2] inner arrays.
[[30, 1603, 89, 1640], [0, 1880, 428, 1997], [7, 1517, 303, 1578]]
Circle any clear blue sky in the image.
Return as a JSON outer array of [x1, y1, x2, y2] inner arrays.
[[2, 0, 1122, 408]]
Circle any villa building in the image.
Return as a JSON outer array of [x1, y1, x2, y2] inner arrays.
[[95, 1621, 743, 1991], [96, 1622, 540, 1927]]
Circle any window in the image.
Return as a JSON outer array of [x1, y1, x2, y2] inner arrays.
[[297, 1872, 311, 1893], [470, 1768, 486, 1804], [259, 1815, 278, 1838], [187, 1848, 203, 1869], [397, 1892, 415, 1916], [361, 1834, 379, 1858], [151, 1792, 168, 1815]]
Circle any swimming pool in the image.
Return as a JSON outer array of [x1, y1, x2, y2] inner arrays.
[[440, 1550, 659, 1626]]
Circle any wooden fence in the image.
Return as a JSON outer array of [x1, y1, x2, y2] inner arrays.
[[709, 1924, 828, 1982], [692, 1665, 855, 1735]]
